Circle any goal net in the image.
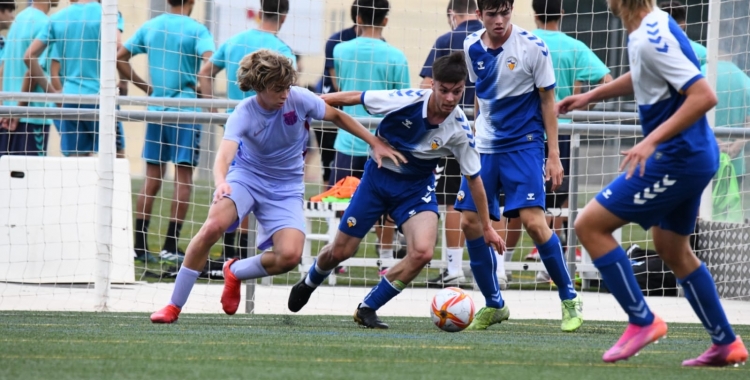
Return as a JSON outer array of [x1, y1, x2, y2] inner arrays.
[[0, 0, 748, 323]]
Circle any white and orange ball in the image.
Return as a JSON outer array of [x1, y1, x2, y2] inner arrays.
[[430, 287, 475, 332]]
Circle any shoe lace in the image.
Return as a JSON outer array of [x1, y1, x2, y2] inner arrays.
[[562, 300, 579, 318]]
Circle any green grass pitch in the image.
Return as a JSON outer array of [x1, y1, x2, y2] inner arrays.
[[0, 312, 747, 379]]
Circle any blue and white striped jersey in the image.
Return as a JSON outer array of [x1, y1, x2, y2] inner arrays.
[[362, 89, 481, 178], [464, 25, 556, 154], [629, 9, 717, 167]]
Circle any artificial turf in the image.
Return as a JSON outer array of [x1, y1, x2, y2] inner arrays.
[[0, 312, 747, 379]]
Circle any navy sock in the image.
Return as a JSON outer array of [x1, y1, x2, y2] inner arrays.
[[305, 259, 332, 288], [536, 233, 577, 300], [361, 277, 403, 311], [680, 263, 736, 345], [593, 246, 654, 326], [466, 236, 504, 309]]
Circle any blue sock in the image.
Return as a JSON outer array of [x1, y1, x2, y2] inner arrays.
[[679, 263, 736, 345], [466, 237, 504, 309], [305, 259, 332, 288], [536, 233, 577, 301], [593, 246, 654, 326], [169, 266, 200, 308], [361, 277, 402, 311]]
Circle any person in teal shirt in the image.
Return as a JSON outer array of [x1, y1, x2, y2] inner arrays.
[[0, 0, 16, 66], [24, 0, 125, 157], [0, 0, 56, 157], [199, 0, 295, 110], [702, 50, 750, 186], [116, 0, 215, 264], [660, 0, 707, 66]]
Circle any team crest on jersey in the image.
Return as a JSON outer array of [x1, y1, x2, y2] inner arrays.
[[431, 137, 443, 150], [283, 111, 298, 125], [506, 57, 518, 71], [457, 190, 465, 202], [346, 217, 357, 228]]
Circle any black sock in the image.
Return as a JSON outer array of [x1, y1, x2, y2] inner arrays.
[[238, 232, 249, 259], [222, 231, 237, 259], [162, 221, 183, 253], [134, 218, 150, 256]]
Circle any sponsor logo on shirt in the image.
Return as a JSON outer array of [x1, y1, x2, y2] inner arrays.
[[283, 111, 298, 126]]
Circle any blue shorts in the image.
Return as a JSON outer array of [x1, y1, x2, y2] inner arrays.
[[454, 148, 546, 220], [596, 156, 715, 236], [142, 123, 201, 166], [0, 122, 50, 156], [339, 159, 438, 238], [59, 104, 125, 155], [223, 168, 306, 251]]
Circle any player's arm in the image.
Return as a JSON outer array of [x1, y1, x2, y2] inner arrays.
[[319, 91, 362, 107], [322, 104, 407, 167], [557, 73, 633, 115], [212, 139, 239, 203], [116, 47, 152, 95], [198, 61, 222, 112], [572, 74, 613, 95], [23, 39, 55, 93], [541, 88, 564, 190], [466, 175, 505, 252]]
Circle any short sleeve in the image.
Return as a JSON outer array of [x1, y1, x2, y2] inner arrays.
[[641, 35, 703, 93], [123, 26, 147, 55], [448, 114, 481, 177], [529, 42, 556, 91], [420, 43, 438, 79], [195, 25, 215, 56], [224, 103, 249, 143], [211, 42, 227, 69], [34, 19, 52, 45], [362, 89, 424, 115], [463, 39, 477, 83], [574, 44, 610, 83], [391, 54, 411, 89], [117, 12, 125, 33], [294, 87, 326, 120], [278, 43, 298, 71]]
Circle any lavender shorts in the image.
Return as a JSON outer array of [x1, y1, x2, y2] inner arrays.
[[222, 169, 305, 250]]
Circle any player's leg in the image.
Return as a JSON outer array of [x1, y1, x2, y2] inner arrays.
[[134, 123, 168, 262], [653, 196, 747, 366], [115, 117, 126, 159], [429, 156, 467, 287], [455, 154, 508, 330], [151, 196, 240, 323], [288, 169, 386, 313]]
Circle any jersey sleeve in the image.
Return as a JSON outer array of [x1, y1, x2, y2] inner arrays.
[[463, 38, 478, 83], [448, 112, 481, 177], [641, 34, 703, 93], [278, 43, 298, 71], [390, 53, 411, 90], [528, 40, 556, 91], [123, 25, 147, 55], [574, 42, 610, 83], [294, 86, 327, 120], [117, 12, 125, 33], [223, 103, 249, 143], [420, 43, 439, 79], [195, 25, 215, 56], [34, 18, 53, 46], [362, 89, 424, 115], [211, 42, 227, 69]]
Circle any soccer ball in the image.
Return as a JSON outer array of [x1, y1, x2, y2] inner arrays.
[[430, 287, 475, 332]]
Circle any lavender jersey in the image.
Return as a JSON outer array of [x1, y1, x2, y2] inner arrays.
[[224, 86, 327, 183]]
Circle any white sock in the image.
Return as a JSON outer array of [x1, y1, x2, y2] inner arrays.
[[504, 249, 514, 262], [446, 248, 463, 276], [379, 249, 394, 265], [230, 255, 269, 280], [495, 250, 506, 277]]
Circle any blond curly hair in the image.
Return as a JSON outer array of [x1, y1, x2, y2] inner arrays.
[[236, 49, 297, 93]]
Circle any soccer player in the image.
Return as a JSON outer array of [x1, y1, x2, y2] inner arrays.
[[0, 0, 16, 63], [117, 0, 215, 264], [332, 0, 410, 273], [557, 1, 748, 366], [23, 0, 125, 157], [0, 0, 56, 157], [150, 49, 404, 324], [659, 0, 707, 66], [456, 0, 582, 332], [287, 52, 504, 329], [524, 0, 613, 279], [420, 0, 484, 287]]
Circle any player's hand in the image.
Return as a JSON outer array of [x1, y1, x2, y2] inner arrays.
[[0, 118, 19, 131], [483, 225, 505, 254], [556, 94, 591, 116], [620, 138, 657, 179], [213, 182, 232, 204], [370, 137, 407, 168], [545, 155, 564, 191]]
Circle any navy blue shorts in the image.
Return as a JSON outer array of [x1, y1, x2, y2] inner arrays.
[[0, 122, 50, 156], [339, 160, 438, 238], [59, 104, 125, 155]]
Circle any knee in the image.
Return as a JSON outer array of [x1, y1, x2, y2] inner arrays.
[[201, 218, 226, 242], [523, 216, 549, 242], [460, 214, 481, 235], [407, 243, 434, 267], [573, 214, 598, 245], [276, 247, 303, 272], [330, 241, 355, 264]]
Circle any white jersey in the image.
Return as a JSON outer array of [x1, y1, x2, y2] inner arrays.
[[628, 9, 716, 162], [464, 25, 556, 153], [362, 89, 481, 178]]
